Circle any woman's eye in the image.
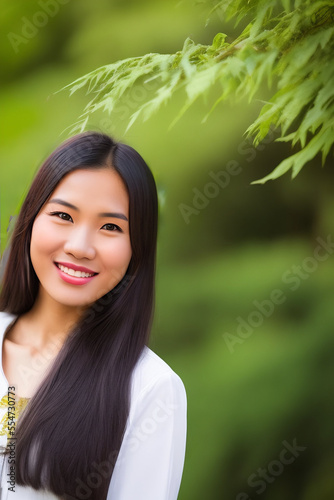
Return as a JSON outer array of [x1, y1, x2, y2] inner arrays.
[[49, 211, 72, 221], [102, 223, 122, 232]]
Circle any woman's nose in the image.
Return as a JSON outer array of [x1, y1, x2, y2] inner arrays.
[[63, 227, 96, 260]]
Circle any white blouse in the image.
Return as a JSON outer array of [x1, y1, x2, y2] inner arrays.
[[0, 312, 187, 499]]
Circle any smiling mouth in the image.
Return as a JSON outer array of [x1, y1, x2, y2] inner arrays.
[[55, 263, 98, 278]]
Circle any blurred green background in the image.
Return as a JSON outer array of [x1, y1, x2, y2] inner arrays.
[[1, 1, 334, 499]]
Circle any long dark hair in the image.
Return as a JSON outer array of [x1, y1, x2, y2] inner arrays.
[[0, 131, 158, 499]]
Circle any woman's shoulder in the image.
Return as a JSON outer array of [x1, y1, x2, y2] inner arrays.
[[0, 311, 17, 322], [133, 346, 184, 385], [0, 311, 17, 338], [129, 346, 186, 409]]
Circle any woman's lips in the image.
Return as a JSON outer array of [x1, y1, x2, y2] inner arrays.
[[55, 262, 98, 285], [55, 261, 98, 274]]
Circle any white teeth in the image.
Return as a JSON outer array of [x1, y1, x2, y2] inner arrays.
[[57, 264, 94, 278]]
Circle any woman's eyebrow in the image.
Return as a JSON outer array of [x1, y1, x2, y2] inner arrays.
[[48, 198, 77, 210], [98, 211, 128, 221], [47, 198, 128, 221]]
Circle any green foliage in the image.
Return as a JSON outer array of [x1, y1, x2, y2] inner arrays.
[[62, 0, 334, 182]]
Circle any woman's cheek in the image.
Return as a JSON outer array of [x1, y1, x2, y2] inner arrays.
[[30, 216, 59, 266], [105, 238, 132, 266]]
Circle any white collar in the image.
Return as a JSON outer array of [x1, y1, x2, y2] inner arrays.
[[0, 311, 18, 396]]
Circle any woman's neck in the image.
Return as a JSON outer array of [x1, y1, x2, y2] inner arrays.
[[13, 291, 86, 351]]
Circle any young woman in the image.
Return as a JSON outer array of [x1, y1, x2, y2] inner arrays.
[[0, 131, 187, 500]]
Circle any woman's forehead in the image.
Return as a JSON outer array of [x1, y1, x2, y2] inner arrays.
[[50, 168, 129, 214]]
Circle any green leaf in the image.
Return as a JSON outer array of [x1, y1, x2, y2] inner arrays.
[[60, 0, 334, 183], [252, 124, 334, 184]]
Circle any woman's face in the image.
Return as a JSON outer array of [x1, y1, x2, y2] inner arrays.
[[30, 168, 132, 310]]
